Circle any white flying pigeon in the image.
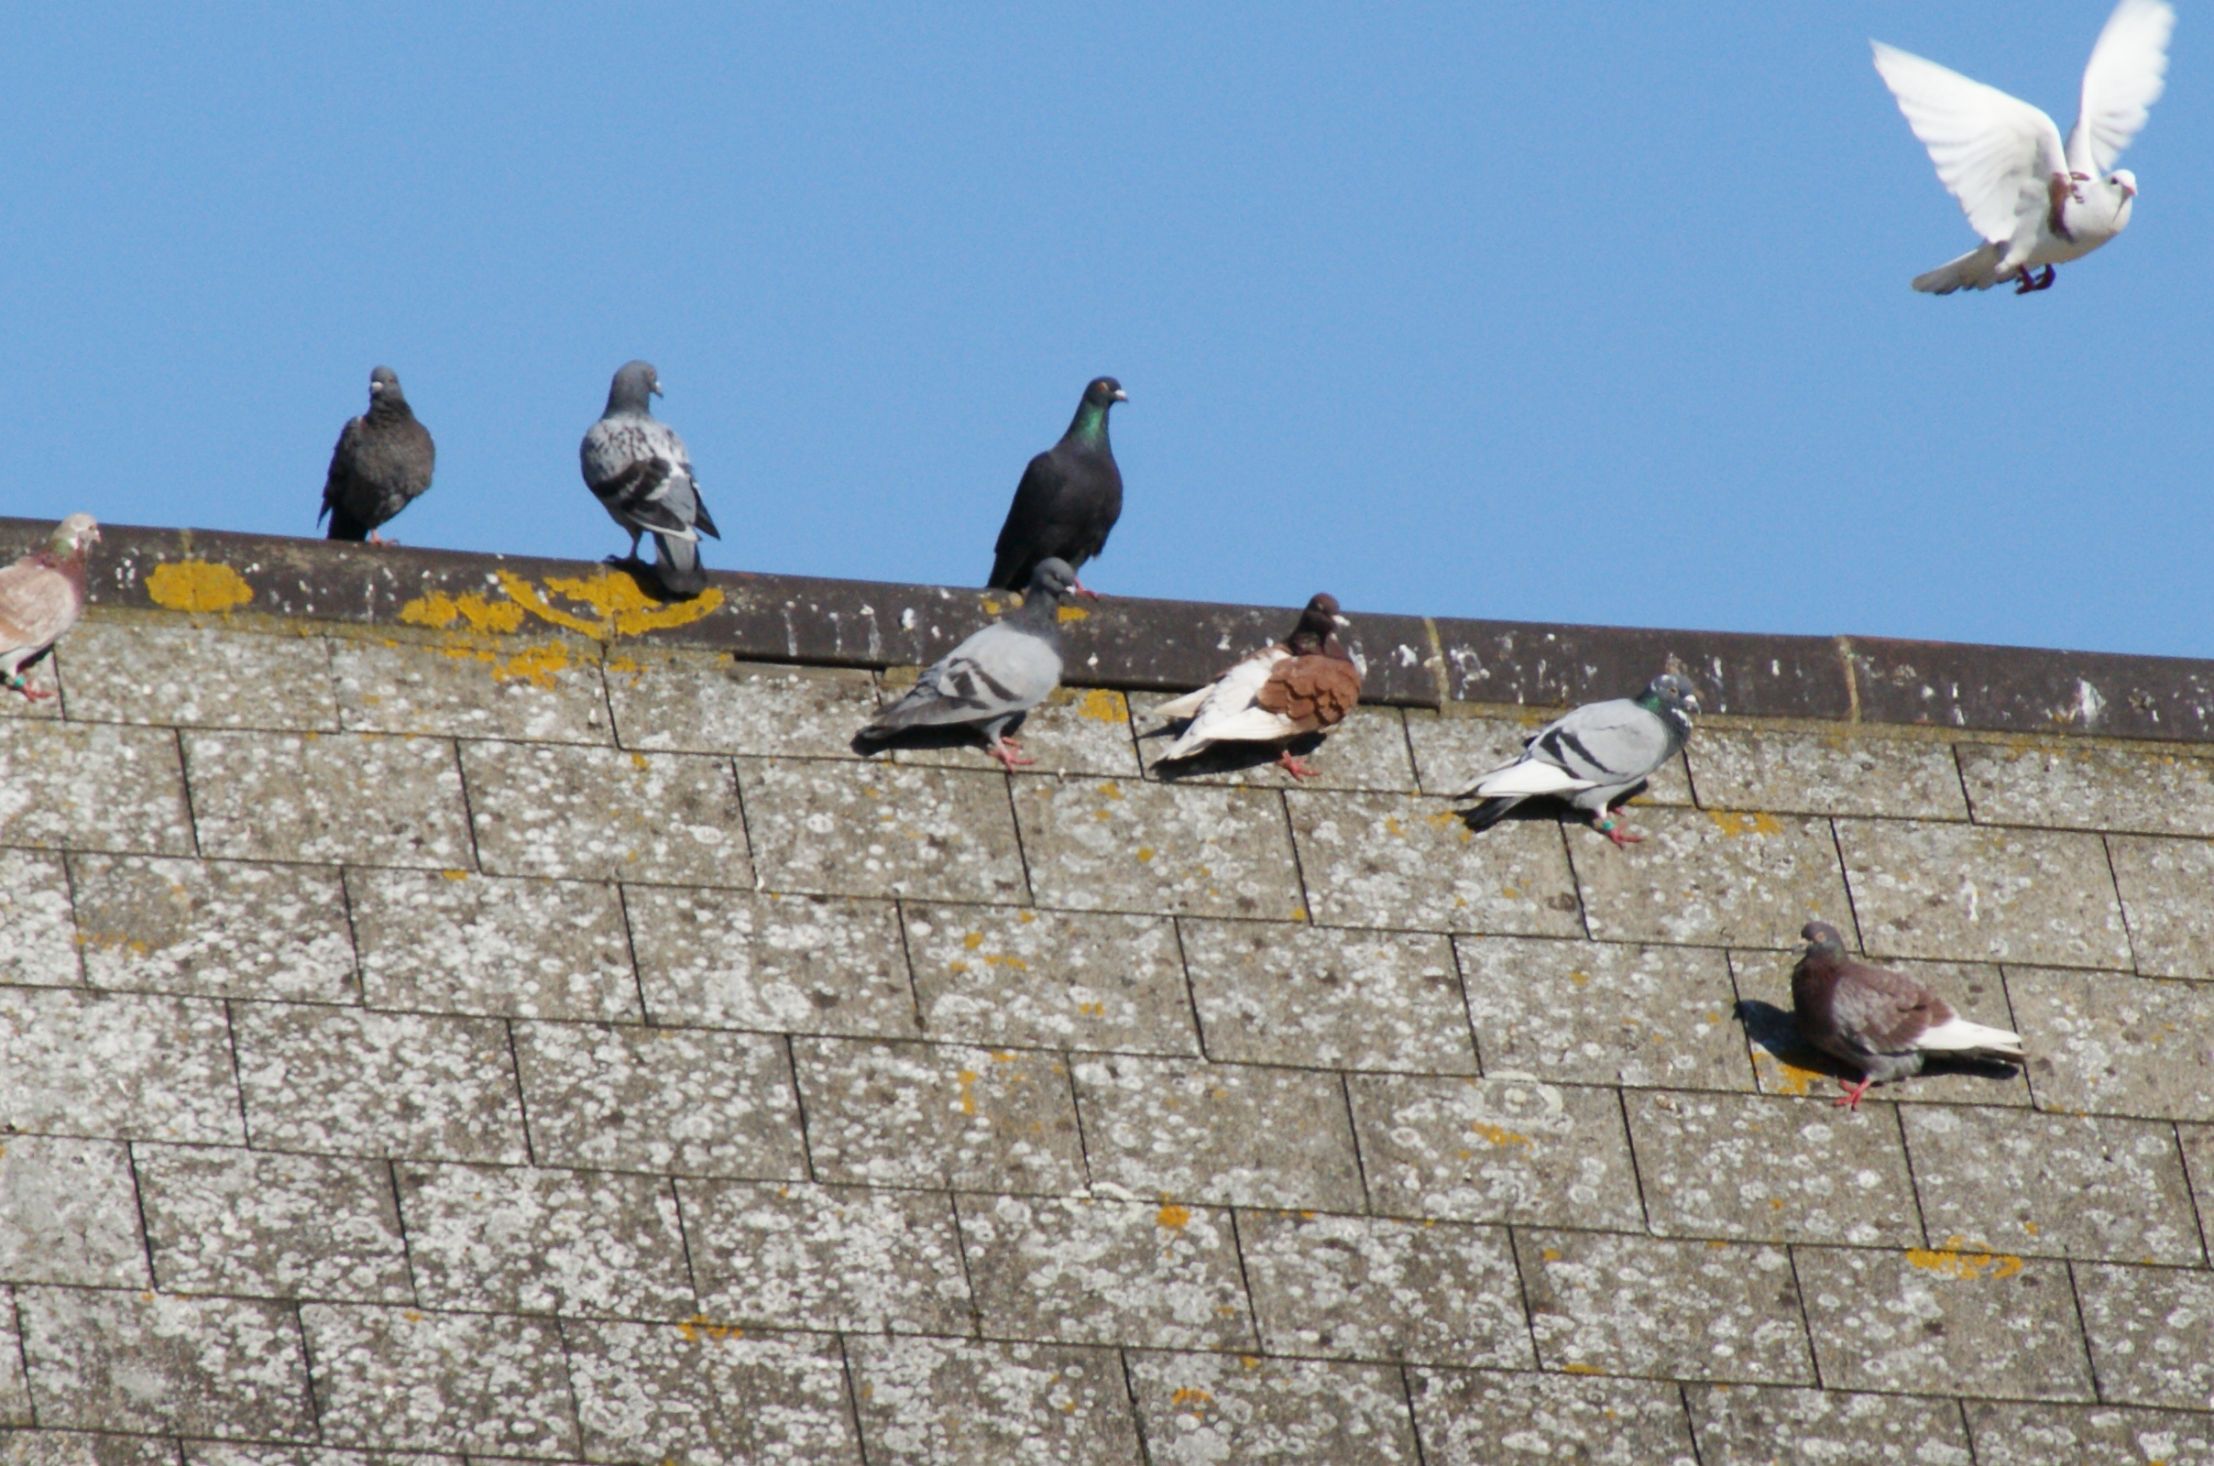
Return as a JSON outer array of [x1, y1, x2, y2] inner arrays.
[[1872, 0, 2174, 294], [857, 558, 1077, 769], [1154, 593, 1364, 779], [1455, 672, 1699, 847], [581, 360, 722, 598], [0, 513, 100, 701], [1792, 921, 2025, 1109]]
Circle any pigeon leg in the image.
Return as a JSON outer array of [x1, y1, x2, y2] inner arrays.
[[5, 675, 53, 703], [2034, 265, 2057, 291], [1070, 579, 1103, 600], [1833, 1076, 1874, 1111], [1276, 749, 1321, 780], [1593, 814, 1644, 847], [985, 735, 1036, 771]]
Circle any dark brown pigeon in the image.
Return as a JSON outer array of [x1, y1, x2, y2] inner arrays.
[[1791, 920, 2024, 1109], [1153, 593, 1364, 779], [0, 513, 99, 701], [987, 377, 1125, 596], [320, 366, 435, 543]]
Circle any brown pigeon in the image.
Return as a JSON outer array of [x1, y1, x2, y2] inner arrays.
[[1790, 920, 2024, 1109], [1153, 593, 1363, 779], [0, 513, 100, 702]]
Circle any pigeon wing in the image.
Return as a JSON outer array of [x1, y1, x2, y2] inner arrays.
[[1158, 649, 1288, 759], [2067, 0, 2173, 176], [989, 450, 1069, 589], [864, 620, 1062, 736], [1254, 652, 1362, 730], [1872, 40, 2069, 244], [584, 420, 698, 539], [1826, 960, 1951, 1062], [0, 557, 82, 660]]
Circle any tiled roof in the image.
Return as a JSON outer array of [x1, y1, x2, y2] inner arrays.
[[3, 519, 2212, 1463]]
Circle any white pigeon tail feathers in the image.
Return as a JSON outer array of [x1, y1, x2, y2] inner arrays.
[[1151, 683, 1218, 724], [1871, 40, 2069, 244], [1158, 651, 1285, 761], [2069, 0, 2174, 177], [1459, 759, 1598, 802], [1912, 242, 2006, 293], [1915, 1013, 2026, 1059]]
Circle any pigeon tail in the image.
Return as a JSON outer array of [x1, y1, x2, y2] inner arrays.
[[323, 503, 377, 542], [1462, 796, 1521, 832], [1913, 243, 2006, 293], [1916, 1013, 2025, 1059], [651, 531, 710, 599]]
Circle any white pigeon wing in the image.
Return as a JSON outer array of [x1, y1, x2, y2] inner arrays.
[[1872, 41, 2069, 243], [1465, 759, 1597, 802], [1159, 650, 1286, 760], [2067, 0, 2173, 176]]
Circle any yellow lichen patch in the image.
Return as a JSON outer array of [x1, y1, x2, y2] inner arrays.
[[1468, 1121, 1531, 1149], [979, 596, 1005, 617], [1540, 1248, 1562, 1262], [963, 931, 986, 950], [1753, 1050, 1821, 1098], [1076, 1000, 1105, 1016], [1706, 810, 1784, 838], [945, 960, 970, 975], [1170, 1387, 1213, 1412], [1074, 687, 1124, 721], [440, 869, 470, 882], [1289, 906, 1308, 923], [1560, 1362, 1604, 1376], [1568, 969, 1591, 988], [1017, 910, 1036, 924], [397, 587, 529, 634], [1098, 781, 1124, 801], [1135, 846, 1156, 863], [1057, 603, 1091, 623], [1907, 1237, 2023, 1280], [956, 1070, 980, 1116], [1156, 1203, 1191, 1230], [1423, 810, 1460, 829], [146, 560, 253, 614], [511, 569, 725, 637], [675, 1314, 743, 1342], [436, 639, 574, 689], [982, 954, 1029, 971]]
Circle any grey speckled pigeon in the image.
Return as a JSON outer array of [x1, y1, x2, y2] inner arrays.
[[858, 559, 1077, 769], [320, 367, 434, 543], [581, 360, 721, 598], [1155, 593, 1364, 779], [1455, 672, 1699, 846], [1792, 921, 2024, 1109], [0, 513, 99, 701], [987, 377, 1126, 596]]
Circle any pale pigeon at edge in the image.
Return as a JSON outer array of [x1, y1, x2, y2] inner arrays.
[[0, 513, 100, 701]]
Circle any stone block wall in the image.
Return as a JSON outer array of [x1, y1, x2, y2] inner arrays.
[[2, 522, 2212, 1463]]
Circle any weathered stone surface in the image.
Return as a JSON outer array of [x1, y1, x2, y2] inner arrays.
[[1516, 1230, 1814, 1383], [0, 1293, 24, 1424], [1013, 776, 1304, 920], [626, 886, 916, 1036], [397, 1161, 691, 1317], [135, 1144, 410, 1302], [1627, 1090, 1920, 1246], [848, 1335, 1141, 1465], [0, 987, 242, 1143], [795, 1039, 1083, 1193], [739, 758, 1026, 904], [2075, 1263, 2214, 1410], [1735, 950, 2034, 1108], [2182, 1123, 2214, 1252], [0, 1136, 145, 1287], [184, 1447, 464, 1466], [2005, 967, 2214, 1121], [1240, 1209, 1533, 1367], [1180, 920, 1474, 1072], [1458, 935, 1750, 1090], [1133, 698, 1418, 793], [62, 622, 339, 731], [1966, 1401, 2214, 1465], [510, 1020, 806, 1179], [461, 741, 750, 885], [332, 633, 610, 743], [1795, 1245, 2093, 1400], [1904, 1106, 2203, 1265], [1683, 1383, 1972, 1465], [1686, 727, 1970, 820], [18, 1287, 312, 1439], [71, 856, 356, 1003], [1128, 1352, 1420, 1465], [608, 653, 878, 759], [350, 868, 634, 1021], [0, 721, 193, 855], [302, 1303, 577, 1456], [1960, 739, 2214, 837], [0, 850, 78, 990], [1838, 819, 2132, 968], [904, 903, 1198, 1055], [682, 1179, 969, 1333], [1576, 807, 1852, 950], [1286, 790, 1583, 935], [1407, 1369, 1699, 1466], [1073, 1054, 1363, 1211], [893, 682, 1142, 779], [1347, 1073, 1642, 1228], [6, 1434, 188, 1465], [231, 1005, 525, 1162], [1404, 709, 1695, 805], [184, 731, 469, 868], [2109, 834, 2214, 981], [562, 1318, 857, 1465], [956, 1194, 1252, 1350]]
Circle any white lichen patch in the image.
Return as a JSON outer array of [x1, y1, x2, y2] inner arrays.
[[0, 847, 80, 988], [608, 654, 878, 759], [738, 758, 1027, 904], [73, 854, 355, 1002], [627, 886, 917, 1037], [1284, 789, 1583, 936], [1181, 919, 1474, 1072], [351, 867, 634, 1020], [183, 730, 471, 868], [301, 1303, 577, 1456], [848, 1335, 1142, 1465], [681, 1178, 968, 1333], [0, 720, 194, 855], [134, 1144, 411, 1302], [461, 742, 748, 885], [1458, 935, 1748, 1090], [794, 1038, 1084, 1193], [906, 903, 1200, 1055], [1011, 777, 1303, 920]]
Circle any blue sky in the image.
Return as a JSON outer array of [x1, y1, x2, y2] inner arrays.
[[4, 3, 2206, 657]]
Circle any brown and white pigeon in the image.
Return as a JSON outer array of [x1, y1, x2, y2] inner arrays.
[[1791, 920, 2025, 1109], [319, 366, 435, 543], [1153, 593, 1363, 779], [0, 513, 100, 701]]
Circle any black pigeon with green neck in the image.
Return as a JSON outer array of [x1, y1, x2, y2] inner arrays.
[[987, 376, 1127, 595]]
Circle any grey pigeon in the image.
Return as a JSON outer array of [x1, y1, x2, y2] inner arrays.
[[1456, 672, 1699, 846], [0, 513, 99, 701], [1792, 921, 2024, 1109], [320, 367, 434, 542], [858, 558, 1077, 769], [581, 360, 721, 598], [988, 377, 1126, 595]]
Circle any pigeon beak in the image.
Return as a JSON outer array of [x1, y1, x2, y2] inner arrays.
[[1332, 615, 1351, 629], [1112, 388, 1129, 403], [652, 382, 664, 397]]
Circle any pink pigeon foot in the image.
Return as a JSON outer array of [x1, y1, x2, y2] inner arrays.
[[8, 680, 53, 703], [1594, 815, 1643, 848], [986, 736, 1035, 771], [1276, 750, 1321, 780], [1833, 1076, 1874, 1111], [1071, 580, 1102, 600]]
